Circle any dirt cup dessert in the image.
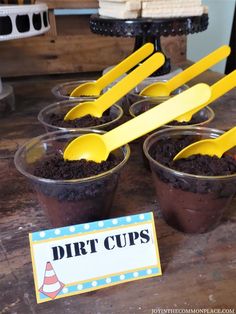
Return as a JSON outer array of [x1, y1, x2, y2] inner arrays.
[[143, 127, 236, 233], [129, 98, 214, 127], [51, 80, 99, 100], [14, 129, 130, 228], [124, 80, 189, 115], [130, 98, 215, 170], [38, 99, 123, 132]]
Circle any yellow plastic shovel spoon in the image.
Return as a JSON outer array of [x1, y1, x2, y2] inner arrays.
[[176, 69, 236, 122], [64, 52, 165, 120], [139, 45, 231, 97], [63, 84, 211, 162], [70, 43, 154, 97], [174, 126, 236, 161]]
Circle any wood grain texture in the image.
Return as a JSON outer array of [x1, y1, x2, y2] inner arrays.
[[0, 13, 186, 77], [0, 34, 134, 76], [0, 68, 236, 313], [36, 0, 98, 9], [47, 10, 57, 36], [161, 35, 186, 65], [0, 34, 186, 77]]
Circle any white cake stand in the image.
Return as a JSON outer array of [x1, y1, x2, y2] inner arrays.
[[0, 3, 50, 116]]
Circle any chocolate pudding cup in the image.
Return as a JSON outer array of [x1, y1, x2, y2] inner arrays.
[[14, 129, 130, 228], [38, 100, 123, 132], [124, 80, 189, 115], [129, 98, 215, 127], [143, 127, 236, 234], [130, 98, 215, 170], [51, 80, 99, 100]]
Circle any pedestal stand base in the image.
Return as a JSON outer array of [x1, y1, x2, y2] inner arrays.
[[102, 64, 183, 91], [90, 13, 208, 76]]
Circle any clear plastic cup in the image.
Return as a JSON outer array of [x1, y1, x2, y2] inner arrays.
[[129, 98, 215, 127], [129, 98, 215, 170], [143, 127, 236, 234], [14, 129, 130, 228], [38, 99, 124, 132], [124, 81, 189, 115], [51, 80, 99, 100]]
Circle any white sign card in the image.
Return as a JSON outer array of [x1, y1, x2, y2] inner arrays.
[[29, 212, 162, 303]]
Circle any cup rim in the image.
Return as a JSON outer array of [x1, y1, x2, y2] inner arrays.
[[129, 98, 215, 127], [14, 129, 130, 184], [129, 82, 189, 99], [51, 80, 97, 100], [143, 126, 236, 180], [38, 100, 124, 131], [164, 106, 215, 127]]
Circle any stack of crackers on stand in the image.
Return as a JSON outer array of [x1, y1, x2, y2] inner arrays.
[[98, 0, 208, 19]]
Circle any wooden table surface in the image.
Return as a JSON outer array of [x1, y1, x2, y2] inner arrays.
[[0, 68, 236, 314]]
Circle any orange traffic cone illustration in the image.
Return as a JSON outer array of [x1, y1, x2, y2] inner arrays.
[[39, 261, 65, 299]]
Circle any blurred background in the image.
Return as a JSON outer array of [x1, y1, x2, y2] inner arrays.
[[0, 0, 235, 78], [187, 0, 236, 73]]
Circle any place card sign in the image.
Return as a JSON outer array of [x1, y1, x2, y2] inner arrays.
[[29, 212, 162, 303]]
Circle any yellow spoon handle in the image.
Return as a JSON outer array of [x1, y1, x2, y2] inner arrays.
[[177, 69, 236, 122], [93, 52, 165, 114], [95, 43, 154, 91], [102, 84, 211, 152], [215, 126, 236, 154], [208, 70, 236, 103], [167, 45, 231, 92]]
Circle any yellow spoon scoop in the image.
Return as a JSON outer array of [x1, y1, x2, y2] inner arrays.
[[70, 43, 154, 97], [64, 52, 165, 120], [176, 69, 236, 122], [64, 84, 211, 162], [174, 126, 236, 161], [139, 45, 231, 97]]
